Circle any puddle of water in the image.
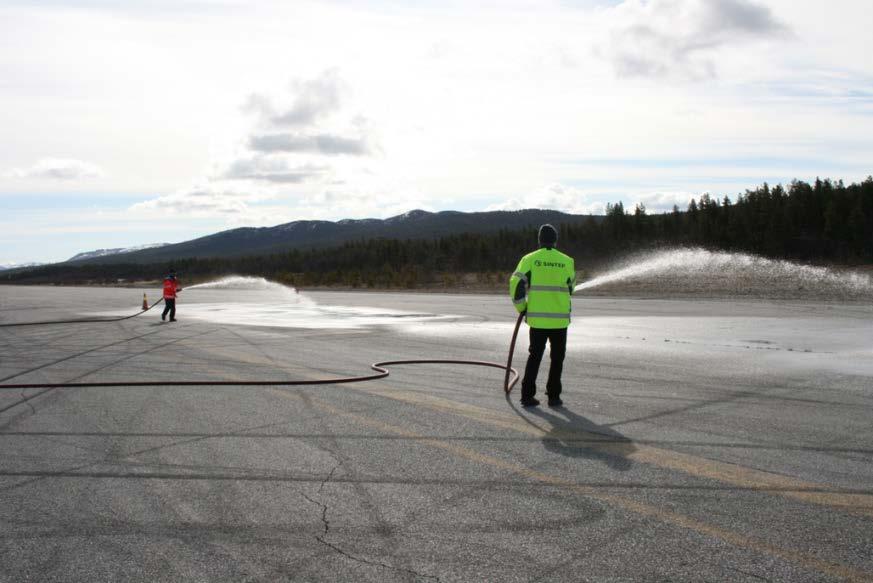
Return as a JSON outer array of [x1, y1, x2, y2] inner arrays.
[[180, 302, 453, 329], [102, 276, 456, 329]]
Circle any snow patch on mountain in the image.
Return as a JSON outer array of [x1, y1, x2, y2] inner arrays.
[[0, 262, 44, 271], [68, 243, 170, 262]]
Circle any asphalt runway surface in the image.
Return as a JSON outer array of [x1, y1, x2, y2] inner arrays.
[[1, 283, 872, 582]]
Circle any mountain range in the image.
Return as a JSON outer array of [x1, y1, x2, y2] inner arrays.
[[67, 243, 170, 262], [65, 208, 598, 265], [0, 262, 44, 272]]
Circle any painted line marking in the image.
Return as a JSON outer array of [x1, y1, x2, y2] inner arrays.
[[361, 388, 873, 519], [271, 390, 872, 583]]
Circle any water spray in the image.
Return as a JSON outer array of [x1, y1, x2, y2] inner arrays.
[[574, 248, 873, 297]]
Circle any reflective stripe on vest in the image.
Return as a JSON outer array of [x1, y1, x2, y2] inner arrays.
[[512, 271, 528, 284], [528, 285, 569, 292], [525, 312, 570, 319]]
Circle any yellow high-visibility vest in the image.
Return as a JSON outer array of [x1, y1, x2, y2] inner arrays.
[[508, 247, 575, 329]]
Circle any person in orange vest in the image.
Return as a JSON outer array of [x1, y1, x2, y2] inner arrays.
[[161, 270, 182, 322]]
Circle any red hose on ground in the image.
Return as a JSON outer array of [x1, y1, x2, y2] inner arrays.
[[503, 310, 525, 393]]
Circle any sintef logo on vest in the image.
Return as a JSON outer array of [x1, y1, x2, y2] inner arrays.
[[534, 259, 565, 268]]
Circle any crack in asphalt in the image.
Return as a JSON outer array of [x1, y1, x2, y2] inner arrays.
[[318, 465, 338, 494], [301, 465, 440, 582]]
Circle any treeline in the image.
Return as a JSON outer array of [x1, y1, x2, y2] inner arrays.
[[5, 176, 872, 288], [594, 176, 873, 261]]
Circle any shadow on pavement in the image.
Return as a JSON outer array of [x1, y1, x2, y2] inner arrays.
[[505, 393, 636, 471]]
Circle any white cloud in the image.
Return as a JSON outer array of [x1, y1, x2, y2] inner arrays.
[[487, 184, 699, 215], [131, 70, 379, 219], [601, 0, 789, 80], [6, 158, 104, 180], [487, 184, 608, 215], [248, 132, 373, 156], [129, 186, 269, 217], [221, 72, 379, 182], [221, 156, 330, 183], [239, 70, 377, 158], [243, 69, 345, 128], [633, 190, 696, 212]]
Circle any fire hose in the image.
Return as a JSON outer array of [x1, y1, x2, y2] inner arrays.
[[0, 296, 165, 327], [0, 299, 523, 402]]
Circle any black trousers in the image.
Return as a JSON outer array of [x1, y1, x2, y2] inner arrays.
[[161, 298, 176, 320], [521, 327, 567, 399]]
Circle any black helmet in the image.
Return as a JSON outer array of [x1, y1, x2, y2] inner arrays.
[[538, 224, 558, 248]]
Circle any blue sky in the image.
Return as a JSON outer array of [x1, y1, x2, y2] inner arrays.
[[2, 0, 872, 264]]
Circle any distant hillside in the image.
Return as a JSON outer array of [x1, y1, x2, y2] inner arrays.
[[68, 243, 170, 262], [68, 209, 600, 265], [0, 262, 44, 272], [5, 177, 872, 289]]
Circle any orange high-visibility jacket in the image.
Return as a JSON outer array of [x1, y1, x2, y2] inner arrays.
[[162, 278, 179, 299]]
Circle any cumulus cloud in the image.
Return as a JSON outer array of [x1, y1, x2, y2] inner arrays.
[[130, 187, 265, 216], [487, 184, 699, 215], [222, 156, 330, 183], [135, 70, 381, 222], [603, 0, 789, 80], [6, 158, 105, 180], [239, 70, 377, 158], [243, 69, 344, 128], [248, 132, 372, 156], [634, 190, 696, 212], [487, 184, 608, 215], [216, 70, 377, 185]]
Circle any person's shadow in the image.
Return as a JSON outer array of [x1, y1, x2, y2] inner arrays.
[[506, 395, 636, 471]]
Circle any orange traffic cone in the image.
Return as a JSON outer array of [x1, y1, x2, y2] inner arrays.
[[142, 293, 149, 310]]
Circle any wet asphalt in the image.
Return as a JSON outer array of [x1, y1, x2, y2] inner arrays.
[[1, 285, 872, 582]]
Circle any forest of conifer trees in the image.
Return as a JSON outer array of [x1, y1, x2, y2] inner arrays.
[[5, 176, 872, 288]]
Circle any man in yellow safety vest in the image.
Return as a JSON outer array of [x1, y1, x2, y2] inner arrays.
[[509, 224, 576, 407]]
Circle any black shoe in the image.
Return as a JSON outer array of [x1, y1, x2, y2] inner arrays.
[[161, 315, 165, 321], [521, 397, 540, 407], [170, 318, 177, 322], [548, 397, 563, 407]]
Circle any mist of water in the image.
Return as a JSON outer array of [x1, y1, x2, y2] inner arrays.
[[187, 276, 297, 292], [575, 248, 872, 297]]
